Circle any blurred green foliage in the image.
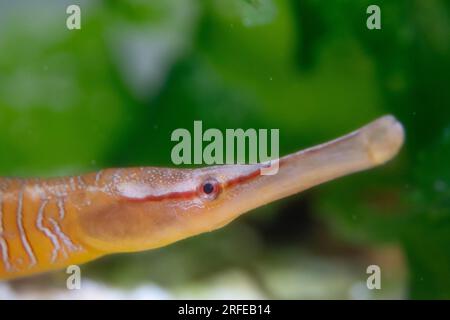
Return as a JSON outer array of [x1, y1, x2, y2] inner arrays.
[[0, 0, 449, 299]]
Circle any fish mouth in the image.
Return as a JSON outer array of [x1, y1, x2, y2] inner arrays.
[[358, 115, 404, 165]]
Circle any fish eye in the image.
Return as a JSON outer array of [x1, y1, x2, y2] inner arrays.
[[199, 178, 220, 200], [203, 182, 215, 194]]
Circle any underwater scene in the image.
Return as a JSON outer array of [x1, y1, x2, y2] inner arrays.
[[0, 0, 449, 300]]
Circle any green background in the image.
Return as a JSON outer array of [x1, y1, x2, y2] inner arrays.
[[0, 0, 449, 299]]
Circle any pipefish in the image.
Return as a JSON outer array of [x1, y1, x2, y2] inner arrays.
[[0, 115, 404, 280]]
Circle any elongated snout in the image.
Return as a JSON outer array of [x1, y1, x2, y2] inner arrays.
[[217, 115, 405, 220]]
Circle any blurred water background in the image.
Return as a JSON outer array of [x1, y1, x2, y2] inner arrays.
[[0, 0, 449, 299]]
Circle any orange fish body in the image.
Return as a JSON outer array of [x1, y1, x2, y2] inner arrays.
[[0, 173, 104, 280]]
